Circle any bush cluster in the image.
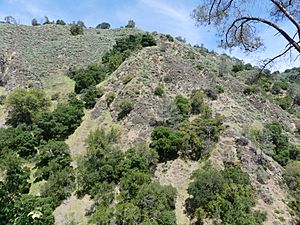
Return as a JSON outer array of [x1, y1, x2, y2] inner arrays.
[[187, 165, 266, 224], [0, 90, 85, 224], [77, 129, 177, 224]]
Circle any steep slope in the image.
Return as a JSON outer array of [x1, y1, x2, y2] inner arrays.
[[55, 35, 299, 224], [0, 24, 141, 91]]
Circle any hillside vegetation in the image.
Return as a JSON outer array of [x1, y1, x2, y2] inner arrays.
[[0, 24, 299, 225]]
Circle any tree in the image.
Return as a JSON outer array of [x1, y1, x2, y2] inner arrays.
[[5, 88, 50, 127], [4, 16, 16, 24], [192, 0, 300, 69], [125, 20, 136, 28], [56, 19, 66, 25], [96, 22, 111, 29], [70, 24, 83, 35], [31, 18, 40, 26]]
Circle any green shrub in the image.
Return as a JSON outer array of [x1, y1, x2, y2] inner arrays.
[[216, 85, 224, 93], [96, 22, 111, 29], [122, 75, 133, 85], [275, 96, 293, 110], [106, 92, 116, 106], [187, 165, 266, 224], [81, 86, 103, 109], [70, 24, 83, 35], [141, 33, 157, 47], [150, 126, 184, 161], [165, 34, 174, 42], [232, 64, 244, 73], [34, 95, 84, 141], [118, 99, 134, 120], [35, 140, 72, 181], [243, 85, 256, 95], [175, 95, 191, 117], [154, 85, 164, 96], [5, 88, 51, 127], [190, 89, 205, 114], [195, 64, 204, 70]]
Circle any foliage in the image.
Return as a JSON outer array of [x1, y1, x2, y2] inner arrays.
[[187, 165, 266, 224], [175, 95, 191, 117], [165, 34, 174, 42], [76, 127, 175, 224], [56, 19, 66, 25], [34, 95, 84, 141], [243, 85, 256, 95], [257, 122, 300, 166], [70, 24, 83, 36], [68, 64, 107, 94], [96, 22, 111, 29], [118, 99, 134, 120], [31, 18, 40, 26], [125, 20, 136, 28], [154, 85, 164, 96], [34, 140, 72, 181], [106, 92, 116, 106], [284, 161, 300, 220], [192, 0, 300, 65], [5, 88, 50, 127], [81, 86, 103, 109], [0, 125, 38, 158], [150, 126, 184, 161]]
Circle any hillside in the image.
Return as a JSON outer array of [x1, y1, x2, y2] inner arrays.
[[0, 24, 299, 225]]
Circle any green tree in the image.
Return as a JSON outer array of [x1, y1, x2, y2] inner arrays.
[[5, 88, 50, 127], [70, 24, 83, 35], [56, 19, 66, 25], [96, 22, 111, 29], [125, 20, 136, 28]]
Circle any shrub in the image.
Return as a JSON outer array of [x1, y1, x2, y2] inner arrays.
[[275, 96, 293, 110], [125, 20, 135, 28], [150, 126, 184, 161], [118, 99, 134, 120], [165, 34, 174, 42], [68, 64, 107, 94], [141, 33, 157, 47], [5, 88, 50, 127], [96, 22, 111, 29], [216, 85, 224, 93], [243, 85, 256, 95], [204, 89, 218, 100], [187, 165, 266, 224], [232, 64, 244, 73], [106, 92, 116, 106], [56, 19, 66, 25], [195, 64, 204, 70], [81, 86, 103, 109], [70, 24, 83, 35], [154, 85, 164, 96], [190, 89, 205, 114], [175, 95, 191, 117], [35, 140, 72, 181], [34, 95, 84, 141], [122, 75, 133, 85]]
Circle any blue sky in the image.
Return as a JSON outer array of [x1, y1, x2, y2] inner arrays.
[[0, 0, 299, 70]]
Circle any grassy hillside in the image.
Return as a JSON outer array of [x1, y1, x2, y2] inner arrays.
[[0, 24, 299, 225], [0, 24, 141, 77]]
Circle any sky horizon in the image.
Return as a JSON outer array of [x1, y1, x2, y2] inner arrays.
[[0, 0, 299, 71]]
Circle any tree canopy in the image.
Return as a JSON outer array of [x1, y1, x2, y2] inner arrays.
[[192, 0, 300, 68]]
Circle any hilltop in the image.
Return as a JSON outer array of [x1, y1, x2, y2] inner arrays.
[[0, 24, 299, 225]]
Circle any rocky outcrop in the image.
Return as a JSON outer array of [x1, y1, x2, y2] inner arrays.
[[0, 48, 42, 92]]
